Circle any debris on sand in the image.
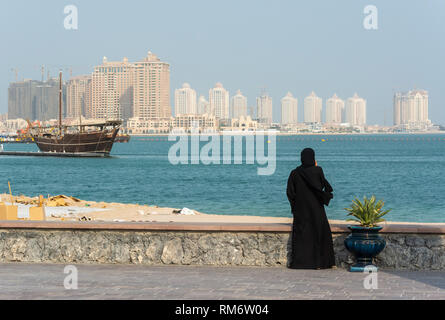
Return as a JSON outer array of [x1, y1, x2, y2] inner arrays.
[[14, 194, 81, 207]]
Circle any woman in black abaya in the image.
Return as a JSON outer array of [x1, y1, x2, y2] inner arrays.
[[286, 148, 336, 269]]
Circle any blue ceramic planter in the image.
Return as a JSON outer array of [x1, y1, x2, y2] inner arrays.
[[344, 225, 386, 272]]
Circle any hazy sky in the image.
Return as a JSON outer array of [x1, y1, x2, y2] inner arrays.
[[1, 0, 444, 124]]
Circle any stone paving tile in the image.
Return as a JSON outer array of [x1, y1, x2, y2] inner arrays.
[[0, 263, 444, 299]]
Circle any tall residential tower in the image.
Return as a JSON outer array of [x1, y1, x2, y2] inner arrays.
[[133, 51, 171, 119], [91, 56, 134, 120], [281, 92, 298, 124], [393, 90, 429, 125], [209, 83, 229, 119], [66, 75, 92, 119], [303, 91, 322, 123], [345, 93, 366, 126], [174, 83, 197, 115], [256, 92, 273, 124], [325, 94, 344, 123], [231, 90, 248, 119]]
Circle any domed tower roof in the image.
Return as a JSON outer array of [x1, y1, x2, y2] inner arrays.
[[144, 50, 160, 62], [182, 83, 191, 89]]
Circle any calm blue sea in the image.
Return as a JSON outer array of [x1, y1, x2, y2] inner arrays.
[[1, 134, 445, 223]]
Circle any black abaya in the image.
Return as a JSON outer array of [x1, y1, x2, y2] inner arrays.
[[286, 156, 335, 269]]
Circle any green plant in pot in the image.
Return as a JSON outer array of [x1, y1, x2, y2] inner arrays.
[[343, 195, 391, 272]]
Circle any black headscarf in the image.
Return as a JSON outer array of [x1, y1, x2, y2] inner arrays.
[[301, 148, 315, 167], [295, 147, 333, 206]]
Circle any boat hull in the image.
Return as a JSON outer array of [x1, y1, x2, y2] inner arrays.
[[33, 128, 120, 155], [115, 134, 131, 143]]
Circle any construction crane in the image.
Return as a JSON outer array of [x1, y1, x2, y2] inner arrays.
[[45, 65, 73, 80]]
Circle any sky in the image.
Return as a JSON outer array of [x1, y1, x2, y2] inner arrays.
[[1, 0, 444, 125]]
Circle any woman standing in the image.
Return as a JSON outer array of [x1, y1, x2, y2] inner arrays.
[[286, 148, 336, 269]]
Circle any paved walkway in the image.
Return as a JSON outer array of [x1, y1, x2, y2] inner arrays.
[[0, 263, 444, 300]]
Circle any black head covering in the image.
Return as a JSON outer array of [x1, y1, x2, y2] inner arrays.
[[301, 148, 315, 167]]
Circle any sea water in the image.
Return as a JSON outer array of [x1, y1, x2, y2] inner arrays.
[[1, 134, 444, 223]]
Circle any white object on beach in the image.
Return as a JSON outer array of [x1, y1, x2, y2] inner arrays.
[[137, 210, 145, 215], [179, 208, 195, 215]]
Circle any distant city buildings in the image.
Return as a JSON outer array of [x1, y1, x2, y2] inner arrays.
[[197, 95, 210, 115], [66, 75, 91, 119], [281, 92, 298, 125], [133, 51, 171, 119], [325, 94, 344, 124], [6, 51, 171, 123], [393, 90, 429, 126], [91, 56, 134, 120], [6, 51, 439, 134], [231, 90, 248, 119], [345, 93, 366, 126], [174, 83, 197, 115], [172, 113, 218, 132], [303, 91, 322, 123], [256, 92, 273, 125], [89, 51, 171, 121], [209, 83, 229, 119], [8, 78, 64, 121], [126, 117, 171, 134], [229, 115, 258, 132]]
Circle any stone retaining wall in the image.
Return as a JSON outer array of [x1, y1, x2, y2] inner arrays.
[[0, 221, 444, 270]]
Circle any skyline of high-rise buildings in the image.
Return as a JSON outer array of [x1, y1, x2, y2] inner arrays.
[[70, 51, 170, 121], [8, 78, 64, 121], [171, 84, 372, 127], [5, 51, 432, 128], [3, 72, 436, 127]]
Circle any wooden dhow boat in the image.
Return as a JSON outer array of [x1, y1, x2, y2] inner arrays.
[[29, 71, 121, 156]]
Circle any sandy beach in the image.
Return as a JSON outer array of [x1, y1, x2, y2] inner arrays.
[[2, 193, 444, 227], [1, 193, 293, 224]]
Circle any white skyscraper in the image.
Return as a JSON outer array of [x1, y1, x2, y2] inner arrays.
[[281, 92, 298, 124], [345, 93, 366, 126], [303, 91, 322, 123], [256, 92, 273, 124], [174, 83, 197, 115], [231, 90, 248, 119], [209, 83, 229, 119], [197, 95, 210, 115], [393, 90, 429, 125], [326, 94, 345, 124]]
